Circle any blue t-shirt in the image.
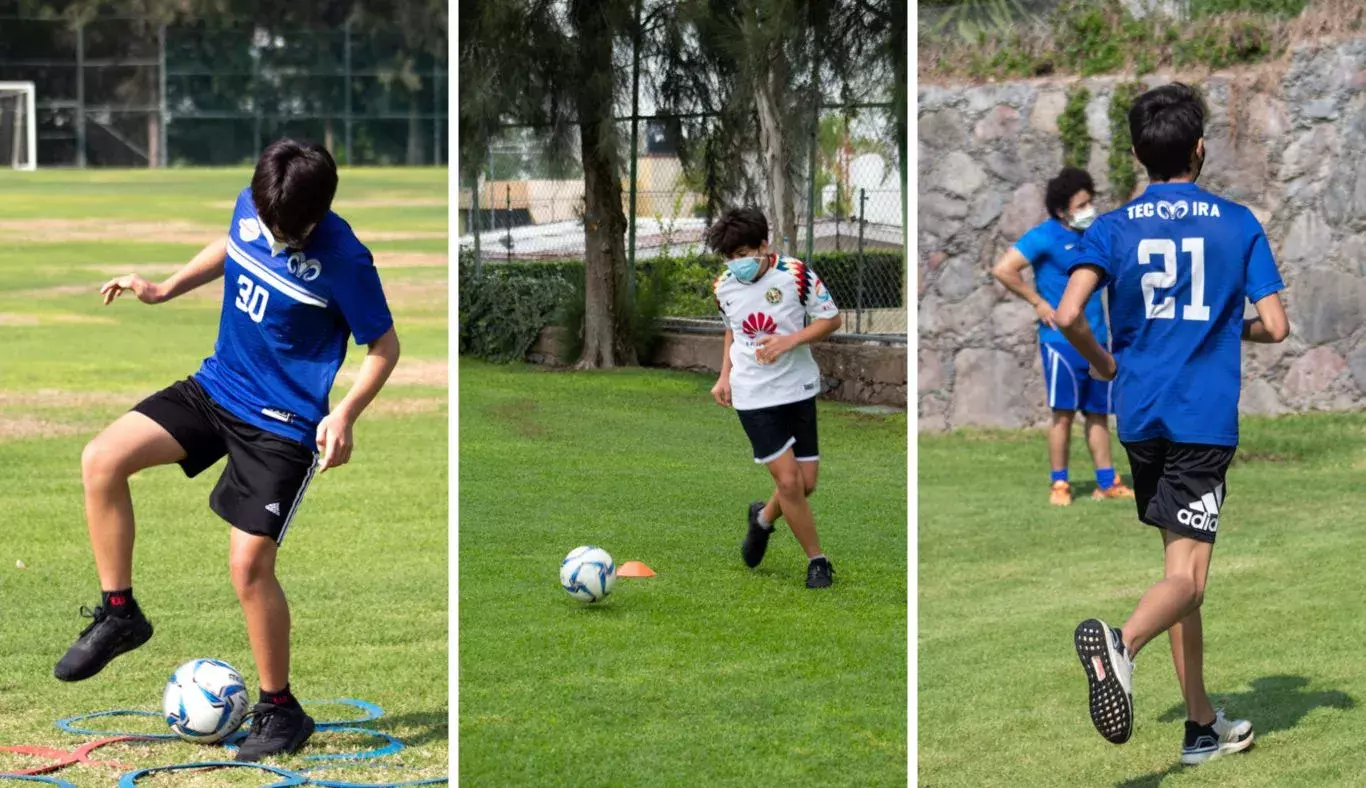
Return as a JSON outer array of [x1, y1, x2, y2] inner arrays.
[[1072, 182, 1284, 446], [1013, 218, 1108, 346], [194, 187, 394, 445]]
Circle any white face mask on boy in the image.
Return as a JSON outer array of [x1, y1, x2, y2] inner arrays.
[[1069, 205, 1097, 231]]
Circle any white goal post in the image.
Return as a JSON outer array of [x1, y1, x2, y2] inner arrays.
[[0, 82, 37, 171]]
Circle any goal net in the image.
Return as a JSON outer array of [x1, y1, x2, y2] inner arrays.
[[0, 82, 37, 171]]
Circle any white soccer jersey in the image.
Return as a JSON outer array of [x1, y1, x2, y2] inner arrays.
[[714, 255, 840, 411]]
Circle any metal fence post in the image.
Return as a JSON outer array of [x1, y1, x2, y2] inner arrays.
[[626, 0, 641, 304], [344, 20, 353, 165], [159, 24, 168, 167], [433, 65, 442, 167], [471, 172, 482, 276], [75, 22, 86, 168], [857, 188, 867, 335], [505, 184, 512, 263]]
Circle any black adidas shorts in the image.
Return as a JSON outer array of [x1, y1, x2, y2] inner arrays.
[[133, 378, 319, 544], [735, 396, 819, 465], [1124, 438, 1235, 544]]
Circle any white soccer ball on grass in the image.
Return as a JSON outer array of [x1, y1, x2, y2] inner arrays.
[[560, 546, 617, 603], [162, 658, 249, 743]]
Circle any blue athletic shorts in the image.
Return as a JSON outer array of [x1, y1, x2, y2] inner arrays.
[[1040, 341, 1113, 415]]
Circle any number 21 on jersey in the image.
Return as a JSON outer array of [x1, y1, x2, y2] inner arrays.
[[235, 274, 269, 323], [1138, 237, 1209, 322]]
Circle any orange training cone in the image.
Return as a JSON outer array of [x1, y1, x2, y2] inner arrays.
[[617, 561, 655, 578]]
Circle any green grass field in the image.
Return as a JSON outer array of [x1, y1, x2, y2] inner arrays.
[[458, 359, 908, 786], [919, 415, 1366, 787], [0, 168, 448, 786]]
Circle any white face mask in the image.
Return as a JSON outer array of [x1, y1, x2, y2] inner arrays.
[[1069, 205, 1097, 230]]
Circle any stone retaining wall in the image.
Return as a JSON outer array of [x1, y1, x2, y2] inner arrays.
[[528, 327, 908, 408], [918, 38, 1366, 430]]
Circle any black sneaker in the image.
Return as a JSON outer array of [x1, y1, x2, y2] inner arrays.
[[806, 557, 834, 588], [741, 501, 773, 568], [53, 604, 154, 682], [234, 702, 315, 762], [1180, 710, 1254, 765]]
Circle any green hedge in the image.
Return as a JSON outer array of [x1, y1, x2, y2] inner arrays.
[[458, 249, 906, 363]]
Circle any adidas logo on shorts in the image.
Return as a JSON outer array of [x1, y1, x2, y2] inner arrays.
[[1177, 484, 1224, 533], [265, 502, 281, 516]]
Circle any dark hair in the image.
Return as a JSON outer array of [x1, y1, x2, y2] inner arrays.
[[1129, 82, 1205, 182], [251, 139, 339, 248], [1044, 167, 1095, 220], [705, 207, 768, 257]]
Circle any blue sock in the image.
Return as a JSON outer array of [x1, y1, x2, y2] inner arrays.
[[1096, 467, 1116, 490], [1050, 469, 1068, 484]]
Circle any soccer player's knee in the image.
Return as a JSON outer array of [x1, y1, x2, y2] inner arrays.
[[804, 478, 817, 497], [229, 551, 272, 594], [81, 437, 126, 483], [775, 469, 804, 499]]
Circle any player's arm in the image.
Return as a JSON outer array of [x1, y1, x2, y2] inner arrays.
[[991, 247, 1055, 328], [1055, 265, 1117, 380], [711, 328, 734, 406], [101, 236, 228, 305], [1243, 293, 1289, 343], [317, 326, 401, 472]]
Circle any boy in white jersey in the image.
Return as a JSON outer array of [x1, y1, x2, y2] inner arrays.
[[707, 208, 843, 588]]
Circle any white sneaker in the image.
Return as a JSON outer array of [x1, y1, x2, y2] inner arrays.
[[1181, 709, 1254, 765], [1074, 618, 1135, 744]]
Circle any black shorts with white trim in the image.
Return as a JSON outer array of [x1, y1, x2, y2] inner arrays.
[[1124, 438, 1235, 544], [133, 377, 319, 544], [735, 396, 819, 465]]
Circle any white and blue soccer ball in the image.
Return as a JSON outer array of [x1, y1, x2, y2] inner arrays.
[[560, 546, 617, 603], [163, 658, 249, 743]]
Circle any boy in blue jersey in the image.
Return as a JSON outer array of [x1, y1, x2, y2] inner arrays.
[[53, 139, 401, 762], [1056, 83, 1288, 765], [992, 167, 1135, 507]]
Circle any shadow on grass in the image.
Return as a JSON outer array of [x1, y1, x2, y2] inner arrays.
[[1115, 675, 1355, 788], [379, 708, 449, 748]]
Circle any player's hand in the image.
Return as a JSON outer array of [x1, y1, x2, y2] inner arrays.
[[755, 334, 797, 365], [315, 411, 355, 473], [1090, 353, 1118, 382], [710, 377, 732, 407], [100, 274, 164, 305], [1034, 301, 1057, 329]]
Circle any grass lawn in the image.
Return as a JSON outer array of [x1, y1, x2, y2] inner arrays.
[[0, 168, 448, 786], [457, 358, 908, 786], [919, 414, 1366, 787]]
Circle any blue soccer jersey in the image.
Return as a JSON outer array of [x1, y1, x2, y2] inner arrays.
[[194, 187, 394, 445], [1072, 182, 1284, 446], [1014, 218, 1108, 346]]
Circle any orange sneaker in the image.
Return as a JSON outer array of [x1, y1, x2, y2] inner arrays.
[[1093, 480, 1136, 501], [1050, 480, 1073, 506]]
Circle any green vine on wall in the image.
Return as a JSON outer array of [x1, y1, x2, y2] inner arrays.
[[1107, 81, 1143, 202], [1059, 84, 1091, 170]]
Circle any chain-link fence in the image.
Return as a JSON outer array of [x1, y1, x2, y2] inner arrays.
[[0, 13, 446, 167], [459, 105, 906, 339]]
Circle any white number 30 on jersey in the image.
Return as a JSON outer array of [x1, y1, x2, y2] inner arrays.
[[235, 275, 269, 323], [1138, 237, 1210, 322]]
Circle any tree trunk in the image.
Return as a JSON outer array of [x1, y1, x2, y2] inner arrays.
[[407, 99, 421, 165], [572, 0, 635, 369], [754, 60, 797, 255]]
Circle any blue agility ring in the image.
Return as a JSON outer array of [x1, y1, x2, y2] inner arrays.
[[117, 762, 306, 787], [310, 699, 385, 727], [221, 727, 404, 762], [55, 710, 176, 740], [0, 777, 77, 787], [306, 777, 448, 788]]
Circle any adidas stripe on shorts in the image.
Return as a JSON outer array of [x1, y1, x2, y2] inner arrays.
[[1123, 438, 1235, 544]]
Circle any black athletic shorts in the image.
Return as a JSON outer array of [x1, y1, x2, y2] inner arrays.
[[132, 378, 319, 544], [735, 396, 819, 465], [1124, 438, 1235, 544]]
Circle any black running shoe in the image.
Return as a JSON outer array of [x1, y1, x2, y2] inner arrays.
[[741, 501, 773, 568], [53, 604, 153, 682], [1074, 618, 1134, 744], [806, 557, 834, 589], [1180, 710, 1254, 765], [234, 702, 315, 762]]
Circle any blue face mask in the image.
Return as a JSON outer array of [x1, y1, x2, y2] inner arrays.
[[727, 255, 764, 283]]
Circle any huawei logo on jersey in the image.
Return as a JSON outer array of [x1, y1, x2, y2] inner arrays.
[[741, 312, 777, 338]]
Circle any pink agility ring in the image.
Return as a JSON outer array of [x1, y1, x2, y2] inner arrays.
[[0, 736, 139, 776]]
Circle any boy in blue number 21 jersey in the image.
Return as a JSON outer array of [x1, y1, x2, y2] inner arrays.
[[1057, 83, 1288, 766], [53, 140, 401, 762]]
